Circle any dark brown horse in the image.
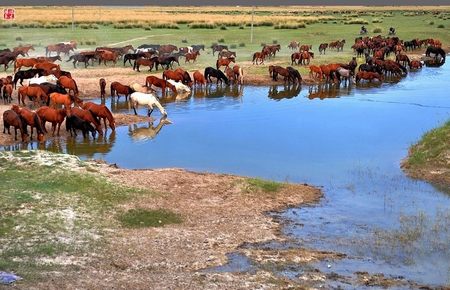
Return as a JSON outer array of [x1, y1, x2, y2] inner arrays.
[[81, 101, 115, 131], [133, 57, 156, 72], [252, 51, 267, 65], [185, 51, 200, 63], [3, 109, 28, 141], [11, 104, 45, 141], [71, 107, 103, 136], [3, 84, 13, 103], [146, 75, 177, 97], [356, 71, 384, 83], [99, 78, 106, 98], [216, 57, 235, 70], [36, 106, 67, 136], [110, 81, 134, 100], [269, 65, 293, 83], [0, 51, 26, 71]]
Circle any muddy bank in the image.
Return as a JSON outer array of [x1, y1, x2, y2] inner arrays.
[[22, 161, 326, 289]]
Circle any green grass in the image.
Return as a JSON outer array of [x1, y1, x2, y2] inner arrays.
[[118, 208, 182, 228], [0, 150, 154, 282], [247, 178, 283, 193], [407, 120, 450, 168]]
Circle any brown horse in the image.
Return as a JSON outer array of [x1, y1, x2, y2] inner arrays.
[[81, 101, 115, 131], [173, 68, 193, 87], [225, 67, 235, 83], [299, 44, 312, 52], [45, 41, 76, 57], [252, 51, 267, 65], [146, 76, 177, 97], [300, 51, 314, 65], [14, 58, 38, 72], [110, 81, 134, 100], [291, 52, 302, 65], [49, 92, 79, 115], [58, 76, 79, 96], [36, 106, 67, 136], [3, 84, 13, 103], [133, 57, 156, 72], [36, 55, 62, 63], [356, 71, 383, 83], [99, 78, 106, 98], [97, 50, 119, 66], [409, 60, 422, 70], [33, 62, 60, 72], [216, 57, 235, 70], [162, 70, 184, 83], [18, 85, 48, 107], [269, 66, 292, 83], [11, 104, 45, 141], [13, 45, 35, 57], [185, 51, 200, 63], [3, 109, 28, 141], [309, 65, 323, 80], [232, 65, 244, 85], [193, 70, 207, 87], [71, 107, 103, 135]]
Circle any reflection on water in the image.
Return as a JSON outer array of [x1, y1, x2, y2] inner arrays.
[[128, 117, 169, 141], [268, 83, 301, 100], [307, 84, 352, 100]]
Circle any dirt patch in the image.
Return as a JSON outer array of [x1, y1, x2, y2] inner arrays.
[[23, 163, 324, 289]]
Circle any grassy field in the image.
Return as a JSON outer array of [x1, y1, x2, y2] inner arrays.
[[0, 7, 449, 78]]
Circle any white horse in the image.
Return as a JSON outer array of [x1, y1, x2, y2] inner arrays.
[[167, 79, 191, 93], [336, 67, 355, 85], [28, 74, 58, 85], [129, 92, 167, 117]]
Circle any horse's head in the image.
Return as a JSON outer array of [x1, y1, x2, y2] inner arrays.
[[11, 104, 20, 113], [37, 133, 45, 142]]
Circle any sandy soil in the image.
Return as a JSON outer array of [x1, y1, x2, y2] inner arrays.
[[23, 164, 326, 289]]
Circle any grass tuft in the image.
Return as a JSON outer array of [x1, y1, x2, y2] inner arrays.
[[247, 178, 283, 193], [118, 208, 182, 228]]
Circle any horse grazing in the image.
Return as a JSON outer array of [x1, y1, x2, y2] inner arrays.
[[13, 45, 35, 57], [204, 67, 229, 85], [269, 66, 293, 84], [129, 92, 167, 117], [3, 110, 28, 141], [319, 43, 328, 55], [356, 71, 383, 83], [193, 70, 207, 87], [185, 51, 200, 63], [146, 75, 177, 97], [216, 57, 235, 70], [99, 78, 106, 98], [81, 101, 115, 131], [71, 107, 103, 136], [425, 46, 446, 63], [14, 58, 38, 72], [36, 106, 67, 136], [252, 51, 267, 65], [3, 84, 13, 103], [66, 115, 96, 139], [167, 80, 191, 93], [58, 76, 79, 96], [18, 85, 49, 107], [286, 67, 302, 84], [110, 81, 134, 100], [173, 68, 193, 87], [11, 104, 45, 141]]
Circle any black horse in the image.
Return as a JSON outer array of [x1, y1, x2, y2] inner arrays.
[[359, 63, 383, 75], [123, 53, 146, 66], [67, 54, 97, 68], [204, 67, 229, 85], [286, 67, 302, 84], [30, 83, 67, 105], [155, 56, 179, 70], [191, 44, 205, 51], [425, 46, 446, 63], [13, 68, 45, 88]]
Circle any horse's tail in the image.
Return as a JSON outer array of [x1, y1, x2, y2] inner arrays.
[[73, 80, 79, 95], [33, 113, 45, 135], [252, 53, 257, 63], [110, 83, 115, 97]]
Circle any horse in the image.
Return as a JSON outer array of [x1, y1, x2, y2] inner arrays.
[[218, 50, 236, 59], [232, 65, 244, 85], [288, 41, 300, 50], [299, 44, 312, 52], [252, 51, 267, 65], [173, 68, 193, 87], [49, 92, 78, 115], [300, 51, 314, 65], [291, 52, 302, 65], [216, 57, 235, 70], [45, 42, 75, 57], [36, 106, 67, 136], [13, 45, 35, 57], [71, 107, 103, 136], [0, 51, 25, 71], [99, 78, 106, 98], [269, 66, 293, 84], [14, 58, 38, 72], [110, 81, 134, 100], [32, 83, 67, 105], [335, 67, 355, 86], [167, 80, 191, 93], [96, 50, 119, 66], [129, 92, 167, 117], [13, 69, 45, 88], [204, 67, 229, 85], [67, 54, 96, 68], [185, 51, 200, 63], [11, 104, 45, 141], [18, 85, 49, 107], [409, 60, 422, 70], [48, 69, 72, 79], [123, 53, 146, 66], [66, 115, 96, 139], [3, 110, 28, 141], [193, 70, 207, 87], [425, 46, 446, 63], [309, 65, 323, 80], [2, 84, 13, 103], [36, 56, 62, 63], [286, 67, 302, 84], [158, 44, 178, 54], [319, 43, 328, 55], [395, 54, 411, 67], [155, 56, 179, 70], [133, 57, 156, 72], [81, 101, 115, 131], [191, 45, 205, 52], [33, 62, 60, 72], [57, 76, 78, 97], [29, 75, 59, 86], [162, 70, 184, 83], [211, 44, 228, 55], [355, 71, 383, 83], [145, 75, 177, 97]]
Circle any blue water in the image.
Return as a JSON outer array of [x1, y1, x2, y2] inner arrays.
[[2, 63, 450, 286]]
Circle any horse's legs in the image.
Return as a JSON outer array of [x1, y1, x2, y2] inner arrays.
[[52, 122, 56, 137], [133, 104, 138, 115], [147, 108, 154, 117]]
